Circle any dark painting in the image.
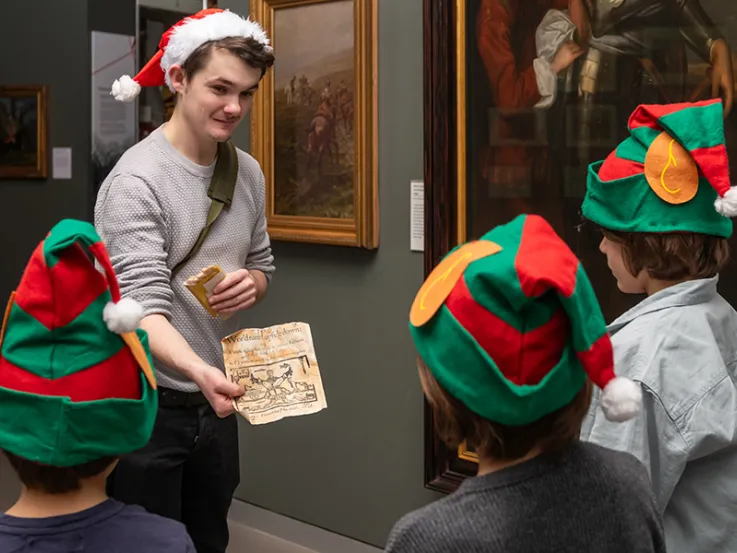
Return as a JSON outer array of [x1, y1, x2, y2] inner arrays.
[[424, 0, 737, 491], [0, 86, 47, 179]]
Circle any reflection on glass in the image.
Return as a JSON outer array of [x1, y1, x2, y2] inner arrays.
[[467, 0, 737, 322]]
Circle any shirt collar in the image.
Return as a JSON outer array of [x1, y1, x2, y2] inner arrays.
[[607, 276, 719, 334]]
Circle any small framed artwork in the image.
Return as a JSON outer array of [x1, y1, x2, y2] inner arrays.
[[250, 0, 379, 249], [0, 85, 48, 179]]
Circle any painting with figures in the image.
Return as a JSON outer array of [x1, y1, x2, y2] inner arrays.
[[423, 0, 737, 492], [0, 86, 47, 179], [273, 0, 355, 219]]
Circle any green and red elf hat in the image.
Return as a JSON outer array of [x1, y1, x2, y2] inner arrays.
[[583, 99, 736, 237], [409, 214, 641, 426], [0, 219, 158, 467]]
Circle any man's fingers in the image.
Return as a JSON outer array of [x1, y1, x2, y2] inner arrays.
[[212, 270, 250, 295], [212, 290, 256, 312], [212, 273, 237, 295], [209, 279, 250, 306], [214, 376, 244, 398], [213, 398, 237, 418]]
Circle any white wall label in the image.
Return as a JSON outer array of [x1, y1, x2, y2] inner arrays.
[[52, 148, 72, 180], [411, 180, 424, 252]]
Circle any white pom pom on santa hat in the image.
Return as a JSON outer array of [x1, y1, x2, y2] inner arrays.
[[600, 377, 642, 422], [111, 75, 141, 102], [715, 186, 737, 218], [103, 297, 144, 334]]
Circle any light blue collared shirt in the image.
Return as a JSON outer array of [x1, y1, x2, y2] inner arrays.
[[581, 277, 737, 553]]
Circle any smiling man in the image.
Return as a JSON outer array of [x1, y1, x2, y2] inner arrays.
[[93, 9, 275, 553]]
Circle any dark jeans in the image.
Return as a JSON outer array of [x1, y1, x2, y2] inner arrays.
[[108, 387, 240, 553]]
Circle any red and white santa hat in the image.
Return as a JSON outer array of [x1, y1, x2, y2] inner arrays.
[[111, 8, 272, 102]]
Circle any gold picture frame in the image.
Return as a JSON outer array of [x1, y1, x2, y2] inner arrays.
[[250, 0, 379, 248], [455, 0, 479, 468], [0, 85, 48, 179]]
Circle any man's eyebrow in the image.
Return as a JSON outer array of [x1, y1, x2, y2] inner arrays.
[[209, 77, 259, 91], [209, 77, 233, 85]]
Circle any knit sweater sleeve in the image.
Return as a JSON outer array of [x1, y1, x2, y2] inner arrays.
[[384, 511, 443, 553], [94, 174, 174, 319], [245, 169, 275, 280]]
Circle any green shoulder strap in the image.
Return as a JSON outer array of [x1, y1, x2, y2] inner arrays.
[[171, 140, 238, 279]]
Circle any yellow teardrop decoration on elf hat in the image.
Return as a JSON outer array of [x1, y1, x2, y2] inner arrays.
[[410, 240, 502, 327], [644, 131, 699, 205]]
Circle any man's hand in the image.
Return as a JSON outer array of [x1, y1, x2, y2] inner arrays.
[[710, 39, 734, 117], [208, 269, 258, 314], [194, 365, 244, 418]]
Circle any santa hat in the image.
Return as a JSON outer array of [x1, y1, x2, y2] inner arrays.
[[0, 219, 157, 467], [409, 214, 641, 426], [112, 8, 272, 102], [583, 99, 735, 238]]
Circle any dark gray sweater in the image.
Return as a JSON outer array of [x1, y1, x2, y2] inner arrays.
[[385, 441, 665, 553]]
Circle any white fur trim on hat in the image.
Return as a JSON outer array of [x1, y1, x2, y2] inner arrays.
[[600, 377, 642, 422], [162, 10, 272, 91], [715, 186, 737, 217], [111, 75, 142, 102], [103, 297, 144, 334]]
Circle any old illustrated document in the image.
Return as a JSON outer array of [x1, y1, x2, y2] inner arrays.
[[221, 322, 327, 425]]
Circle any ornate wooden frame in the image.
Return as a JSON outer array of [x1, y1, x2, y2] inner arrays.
[[250, 0, 378, 249], [0, 85, 48, 179], [423, 0, 480, 493]]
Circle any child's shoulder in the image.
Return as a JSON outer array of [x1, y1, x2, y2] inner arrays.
[[572, 443, 660, 516], [611, 295, 737, 377], [610, 293, 737, 420], [576, 441, 651, 487], [385, 493, 468, 552], [107, 502, 194, 551]]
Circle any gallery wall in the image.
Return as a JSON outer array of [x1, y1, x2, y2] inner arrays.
[[0, 1, 92, 301], [1, 0, 440, 547], [0, 0, 135, 301], [219, 0, 442, 547]]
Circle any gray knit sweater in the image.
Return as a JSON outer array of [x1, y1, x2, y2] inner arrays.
[[385, 441, 665, 553], [94, 126, 274, 392]]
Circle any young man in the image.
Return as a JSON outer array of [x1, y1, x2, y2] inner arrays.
[[94, 8, 275, 553], [580, 99, 737, 552], [387, 214, 664, 553], [0, 219, 194, 552]]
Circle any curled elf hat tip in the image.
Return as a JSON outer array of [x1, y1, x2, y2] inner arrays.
[[111, 8, 271, 103]]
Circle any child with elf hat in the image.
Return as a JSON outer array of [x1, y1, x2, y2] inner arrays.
[[580, 98, 737, 553], [386, 214, 665, 553], [95, 8, 274, 552], [0, 220, 194, 552]]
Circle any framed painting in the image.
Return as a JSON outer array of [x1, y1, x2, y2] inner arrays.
[[423, 0, 737, 493], [250, 0, 378, 248], [0, 85, 48, 179]]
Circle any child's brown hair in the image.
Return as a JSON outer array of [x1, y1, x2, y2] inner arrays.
[[3, 450, 116, 494], [418, 360, 592, 462], [601, 229, 730, 281]]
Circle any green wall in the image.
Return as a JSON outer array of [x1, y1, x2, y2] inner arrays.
[[0, 0, 135, 299], [1, 0, 440, 547], [219, 0, 443, 547]]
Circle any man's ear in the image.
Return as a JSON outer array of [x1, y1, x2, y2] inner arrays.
[[169, 65, 187, 94]]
